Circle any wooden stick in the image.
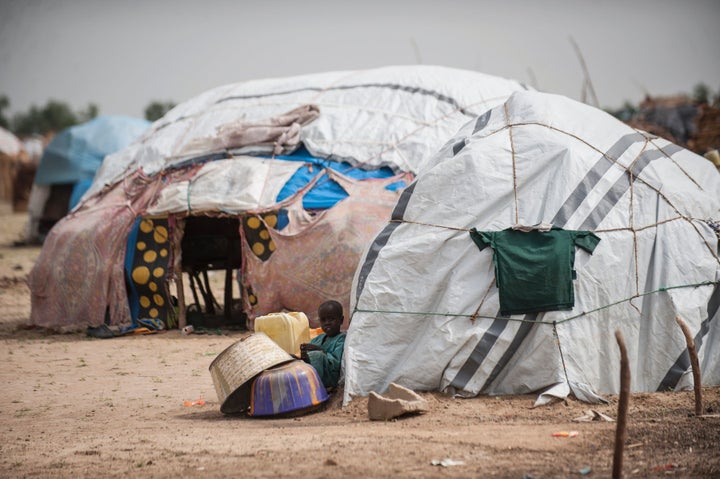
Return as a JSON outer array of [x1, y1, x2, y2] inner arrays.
[[570, 35, 599, 107], [613, 330, 630, 479], [675, 316, 703, 416], [176, 270, 186, 329]]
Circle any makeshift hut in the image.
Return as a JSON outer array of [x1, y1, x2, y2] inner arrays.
[[28, 65, 531, 332], [16, 136, 45, 213], [0, 126, 32, 211], [25, 115, 150, 243], [344, 90, 720, 406]]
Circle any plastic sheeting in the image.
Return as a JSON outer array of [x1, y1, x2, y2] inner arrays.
[[0, 126, 23, 156], [33, 115, 150, 185], [344, 91, 720, 406], [0, 127, 25, 203], [145, 151, 404, 216], [275, 147, 403, 210], [83, 66, 530, 201], [146, 157, 303, 215]]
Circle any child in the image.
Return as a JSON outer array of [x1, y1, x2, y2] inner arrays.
[[300, 300, 346, 390]]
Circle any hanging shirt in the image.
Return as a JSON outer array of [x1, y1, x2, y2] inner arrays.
[[469, 226, 600, 315]]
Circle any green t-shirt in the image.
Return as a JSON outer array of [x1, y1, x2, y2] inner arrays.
[[469, 227, 600, 315]]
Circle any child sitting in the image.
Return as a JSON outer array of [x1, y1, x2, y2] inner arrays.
[[300, 300, 346, 390]]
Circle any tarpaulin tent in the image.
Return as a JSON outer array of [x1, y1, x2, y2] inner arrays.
[[0, 126, 23, 158], [344, 90, 720, 406], [25, 115, 150, 242], [29, 65, 531, 332], [34, 115, 151, 187], [0, 126, 26, 205]]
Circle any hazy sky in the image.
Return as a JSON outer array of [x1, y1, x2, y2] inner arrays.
[[1, 0, 719, 119]]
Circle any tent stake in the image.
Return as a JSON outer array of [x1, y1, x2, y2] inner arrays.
[[675, 316, 703, 416], [613, 330, 630, 479]]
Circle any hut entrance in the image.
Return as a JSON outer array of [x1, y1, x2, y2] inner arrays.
[[180, 216, 245, 329]]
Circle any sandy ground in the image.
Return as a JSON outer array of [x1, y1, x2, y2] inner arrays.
[[1, 200, 719, 478]]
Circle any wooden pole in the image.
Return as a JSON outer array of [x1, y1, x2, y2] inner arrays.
[[675, 316, 703, 416], [224, 266, 233, 323], [176, 270, 186, 329], [613, 330, 630, 479]]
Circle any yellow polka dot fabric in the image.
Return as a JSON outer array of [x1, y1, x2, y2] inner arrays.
[[132, 266, 150, 285], [129, 217, 173, 328], [242, 213, 277, 262]]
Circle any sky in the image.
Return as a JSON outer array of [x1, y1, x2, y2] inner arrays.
[[1, 0, 719, 120]]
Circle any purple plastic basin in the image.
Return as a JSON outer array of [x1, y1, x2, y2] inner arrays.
[[249, 360, 329, 417]]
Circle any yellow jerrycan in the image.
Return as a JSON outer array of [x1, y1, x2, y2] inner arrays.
[[253, 311, 311, 356]]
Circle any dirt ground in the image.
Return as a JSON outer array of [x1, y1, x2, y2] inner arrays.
[[1, 201, 719, 479]]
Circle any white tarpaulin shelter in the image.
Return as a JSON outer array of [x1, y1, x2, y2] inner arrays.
[[0, 126, 30, 209], [30, 66, 531, 332], [0, 126, 23, 156], [344, 90, 720, 406], [82, 65, 529, 202], [0, 126, 23, 201]]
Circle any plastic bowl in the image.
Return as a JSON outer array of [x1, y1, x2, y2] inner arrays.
[[249, 360, 329, 417]]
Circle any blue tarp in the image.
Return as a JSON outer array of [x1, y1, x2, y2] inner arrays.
[[275, 147, 405, 209], [69, 178, 94, 210], [34, 115, 150, 186], [271, 147, 406, 230], [125, 218, 142, 323]]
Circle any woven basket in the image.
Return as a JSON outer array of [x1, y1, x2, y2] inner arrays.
[[209, 332, 293, 414]]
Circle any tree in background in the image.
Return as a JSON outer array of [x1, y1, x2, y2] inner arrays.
[[693, 83, 711, 104], [11, 99, 99, 136], [78, 103, 100, 123], [607, 101, 638, 122], [0, 95, 11, 130], [144, 100, 176, 122]]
